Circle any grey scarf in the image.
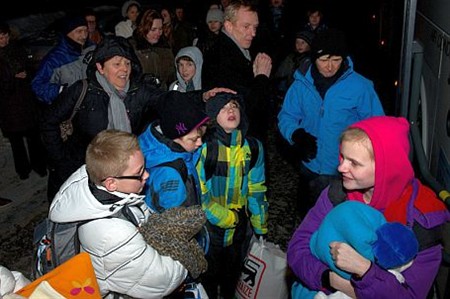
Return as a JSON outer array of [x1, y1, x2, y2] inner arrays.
[[96, 71, 132, 132]]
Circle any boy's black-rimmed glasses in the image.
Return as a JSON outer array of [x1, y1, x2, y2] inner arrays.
[[101, 167, 146, 182]]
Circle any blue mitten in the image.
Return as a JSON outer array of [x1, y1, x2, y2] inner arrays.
[[372, 222, 418, 269]]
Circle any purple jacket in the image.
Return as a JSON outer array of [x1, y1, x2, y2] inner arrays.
[[287, 116, 450, 298], [288, 187, 446, 298]]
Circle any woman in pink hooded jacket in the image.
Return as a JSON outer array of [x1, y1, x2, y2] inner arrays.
[[287, 116, 450, 298]]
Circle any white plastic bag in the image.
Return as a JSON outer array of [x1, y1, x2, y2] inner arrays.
[[235, 236, 289, 299]]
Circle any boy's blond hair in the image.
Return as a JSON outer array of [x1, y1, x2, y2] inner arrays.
[[86, 130, 141, 185]]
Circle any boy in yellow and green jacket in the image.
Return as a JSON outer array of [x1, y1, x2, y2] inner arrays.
[[196, 92, 268, 299]]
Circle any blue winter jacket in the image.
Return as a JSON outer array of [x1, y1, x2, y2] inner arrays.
[[277, 57, 384, 175], [138, 122, 202, 212], [32, 36, 93, 104]]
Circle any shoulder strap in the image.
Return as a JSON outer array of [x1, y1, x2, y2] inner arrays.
[[69, 79, 88, 121], [156, 158, 188, 183], [154, 158, 200, 209], [327, 177, 347, 206], [204, 141, 218, 181], [413, 222, 444, 251], [246, 136, 260, 170], [297, 56, 312, 75]]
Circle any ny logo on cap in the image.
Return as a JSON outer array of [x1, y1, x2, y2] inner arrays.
[[175, 122, 188, 135]]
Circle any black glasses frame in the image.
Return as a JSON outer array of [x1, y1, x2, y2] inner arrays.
[[101, 167, 146, 182]]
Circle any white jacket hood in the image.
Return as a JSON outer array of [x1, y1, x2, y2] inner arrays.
[[49, 165, 146, 223]]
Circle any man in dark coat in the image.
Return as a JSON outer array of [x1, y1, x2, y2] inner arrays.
[[202, 0, 272, 146]]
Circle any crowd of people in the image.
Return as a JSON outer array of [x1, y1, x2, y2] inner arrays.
[[0, 0, 449, 298]]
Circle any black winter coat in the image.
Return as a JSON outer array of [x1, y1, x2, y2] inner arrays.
[[0, 41, 39, 135], [202, 31, 272, 143], [40, 76, 163, 181]]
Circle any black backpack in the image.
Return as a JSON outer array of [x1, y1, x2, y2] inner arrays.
[[32, 218, 89, 278], [31, 211, 126, 279]]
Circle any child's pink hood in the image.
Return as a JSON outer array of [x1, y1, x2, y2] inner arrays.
[[347, 116, 414, 211]]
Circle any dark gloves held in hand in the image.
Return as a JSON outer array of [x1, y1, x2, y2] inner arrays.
[[292, 128, 317, 162], [231, 208, 248, 228]]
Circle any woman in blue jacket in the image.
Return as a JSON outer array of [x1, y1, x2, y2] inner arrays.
[[277, 28, 384, 216]]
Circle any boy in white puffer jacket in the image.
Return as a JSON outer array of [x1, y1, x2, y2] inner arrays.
[[48, 129, 187, 298]]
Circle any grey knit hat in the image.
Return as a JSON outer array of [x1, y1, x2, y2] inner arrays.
[[121, 0, 141, 18], [206, 8, 224, 23]]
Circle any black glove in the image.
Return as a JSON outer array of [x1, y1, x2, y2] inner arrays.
[[230, 209, 240, 227], [292, 128, 317, 162], [230, 208, 248, 228], [143, 73, 161, 88]]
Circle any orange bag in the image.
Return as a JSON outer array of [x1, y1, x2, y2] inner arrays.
[[16, 252, 101, 298]]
